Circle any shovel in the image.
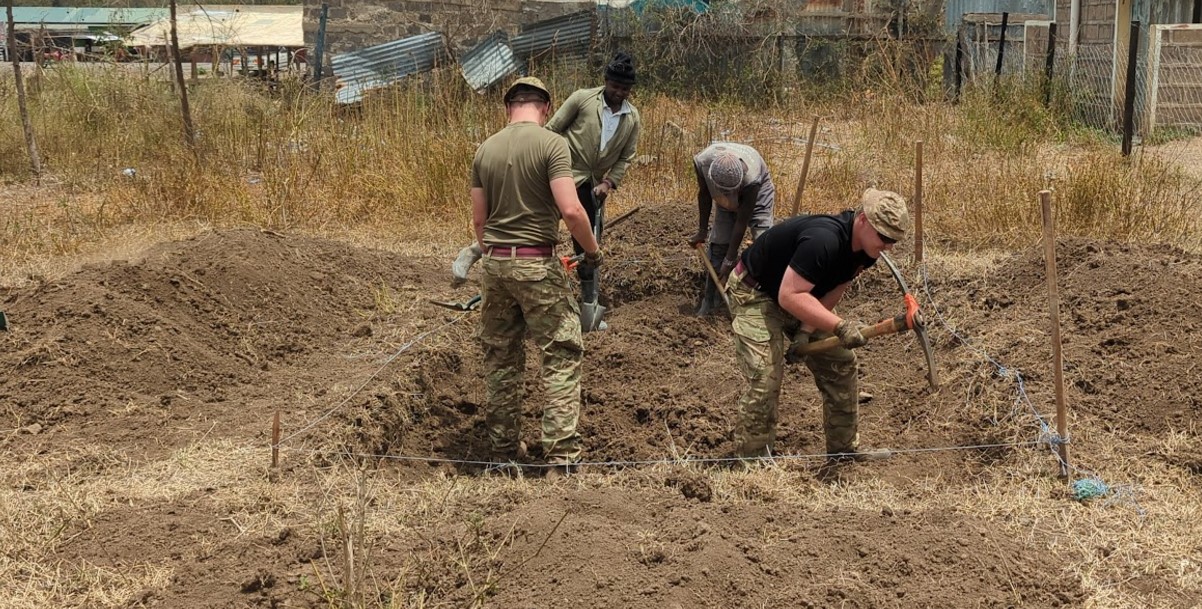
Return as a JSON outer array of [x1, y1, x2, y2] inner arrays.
[[579, 193, 607, 332]]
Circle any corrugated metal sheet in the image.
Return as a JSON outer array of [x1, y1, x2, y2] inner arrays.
[[331, 31, 450, 104], [10, 7, 166, 28], [511, 10, 595, 59], [945, 0, 1053, 32], [460, 31, 524, 93]]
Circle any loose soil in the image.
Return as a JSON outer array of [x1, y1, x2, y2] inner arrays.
[[3, 202, 1200, 608]]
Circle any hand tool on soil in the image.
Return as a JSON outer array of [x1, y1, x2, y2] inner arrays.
[[694, 243, 731, 309], [428, 294, 481, 311], [791, 252, 938, 389]]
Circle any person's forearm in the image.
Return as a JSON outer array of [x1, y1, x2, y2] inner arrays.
[[726, 220, 749, 262], [470, 188, 488, 249], [780, 292, 840, 332], [564, 207, 599, 253], [697, 196, 713, 233], [818, 283, 847, 312]]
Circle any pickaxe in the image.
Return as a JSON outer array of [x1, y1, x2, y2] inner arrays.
[[791, 252, 938, 389]]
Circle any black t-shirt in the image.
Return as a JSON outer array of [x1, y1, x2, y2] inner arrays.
[[740, 210, 877, 301]]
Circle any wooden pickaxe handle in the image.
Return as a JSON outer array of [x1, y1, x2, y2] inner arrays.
[[694, 244, 731, 308], [792, 313, 909, 356]]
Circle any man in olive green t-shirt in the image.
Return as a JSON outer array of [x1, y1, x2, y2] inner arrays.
[[455, 52, 641, 334], [470, 76, 602, 476]]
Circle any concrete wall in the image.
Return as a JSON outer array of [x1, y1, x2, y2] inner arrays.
[[1148, 25, 1202, 130], [303, 0, 592, 57]]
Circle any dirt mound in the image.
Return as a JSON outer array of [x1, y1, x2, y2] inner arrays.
[[4, 208, 1201, 607], [0, 229, 430, 452], [385, 487, 1084, 609]]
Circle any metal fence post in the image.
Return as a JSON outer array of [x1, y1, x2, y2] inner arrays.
[[1043, 22, 1058, 106], [994, 12, 1009, 78], [1121, 21, 1140, 156]]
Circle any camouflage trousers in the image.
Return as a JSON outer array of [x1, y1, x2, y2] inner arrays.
[[477, 256, 584, 461], [726, 275, 860, 457]]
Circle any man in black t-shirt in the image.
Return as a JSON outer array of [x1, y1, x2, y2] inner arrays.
[[724, 188, 910, 462]]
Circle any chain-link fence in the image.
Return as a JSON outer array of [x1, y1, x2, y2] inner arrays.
[[964, 18, 1202, 140]]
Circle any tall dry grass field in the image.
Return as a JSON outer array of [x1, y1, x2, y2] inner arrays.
[[2, 63, 1199, 276]]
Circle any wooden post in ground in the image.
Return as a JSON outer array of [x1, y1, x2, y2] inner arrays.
[[271, 410, 281, 469], [789, 117, 820, 217], [1040, 190, 1070, 477], [168, 0, 196, 151], [914, 140, 924, 263], [6, 0, 43, 180]]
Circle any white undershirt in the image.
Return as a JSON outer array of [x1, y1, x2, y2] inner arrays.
[[599, 99, 633, 151]]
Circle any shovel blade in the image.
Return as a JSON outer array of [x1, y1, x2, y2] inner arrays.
[[580, 301, 607, 332]]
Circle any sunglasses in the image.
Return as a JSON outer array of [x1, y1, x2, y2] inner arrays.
[[876, 230, 898, 245]]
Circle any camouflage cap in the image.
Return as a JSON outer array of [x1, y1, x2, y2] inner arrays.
[[503, 76, 551, 104], [861, 188, 910, 241]]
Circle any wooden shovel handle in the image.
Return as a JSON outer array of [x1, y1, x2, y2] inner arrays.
[[792, 313, 907, 356]]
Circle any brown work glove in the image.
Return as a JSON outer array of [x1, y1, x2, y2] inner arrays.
[[834, 319, 868, 349], [584, 249, 604, 268], [785, 331, 813, 364]]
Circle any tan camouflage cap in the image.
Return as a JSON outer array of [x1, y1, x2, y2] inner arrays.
[[861, 188, 910, 241], [503, 76, 551, 104]]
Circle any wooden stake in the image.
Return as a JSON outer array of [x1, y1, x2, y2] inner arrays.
[[914, 140, 924, 263], [1040, 190, 1070, 477], [6, 0, 43, 180], [271, 410, 281, 469], [168, 0, 196, 151], [789, 116, 820, 217]]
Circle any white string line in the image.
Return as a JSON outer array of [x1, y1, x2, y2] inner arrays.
[[278, 440, 1045, 469]]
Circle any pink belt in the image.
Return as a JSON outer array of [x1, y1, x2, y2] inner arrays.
[[733, 260, 761, 291], [486, 245, 554, 259]]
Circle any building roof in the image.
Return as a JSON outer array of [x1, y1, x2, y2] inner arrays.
[[9, 7, 167, 30], [126, 5, 303, 49]]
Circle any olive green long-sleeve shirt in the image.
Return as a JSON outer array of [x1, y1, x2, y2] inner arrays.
[[544, 86, 641, 189]]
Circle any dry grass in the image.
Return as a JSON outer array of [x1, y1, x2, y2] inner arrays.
[[3, 64, 1200, 280], [3, 63, 1202, 608]]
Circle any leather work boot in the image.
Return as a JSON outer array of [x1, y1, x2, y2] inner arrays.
[[829, 447, 893, 463], [484, 441, 528, 477], [543, 457, 576, 480]]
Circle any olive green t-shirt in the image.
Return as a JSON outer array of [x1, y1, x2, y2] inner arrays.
[[471, 121, 574, 246]]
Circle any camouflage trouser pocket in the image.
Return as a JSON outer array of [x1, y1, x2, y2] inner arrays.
[[733, 313, 773, 376]]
